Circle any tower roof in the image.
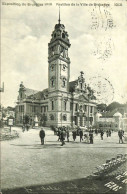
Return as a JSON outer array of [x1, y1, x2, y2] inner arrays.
[[49, 9, 70, 46]]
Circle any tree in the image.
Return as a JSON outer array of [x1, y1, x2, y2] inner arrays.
[[106, 102, 123, 112], [97, 104, 107, 112]]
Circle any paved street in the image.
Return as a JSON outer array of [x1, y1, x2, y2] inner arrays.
[[1, 127, 126, 191]]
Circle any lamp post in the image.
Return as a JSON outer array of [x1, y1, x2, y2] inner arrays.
[[88, 98, 90, 131], [61, 94, 63, 127], [32, 93, 35, 128]]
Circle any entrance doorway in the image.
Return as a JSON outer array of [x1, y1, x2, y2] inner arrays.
[[74, 116, 77, 125], [80, 116, 83, 127]]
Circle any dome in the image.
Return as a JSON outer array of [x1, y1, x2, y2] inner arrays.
[[96, 112, 102, 118], [113, 112, 122, 117]]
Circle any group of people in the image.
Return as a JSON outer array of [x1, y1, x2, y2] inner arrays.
[[39, 126, 125, 146], [22, 124, 30, 132], [55, 126, 95, 145]]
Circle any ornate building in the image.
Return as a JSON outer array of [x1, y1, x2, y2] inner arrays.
[[15, 14, 97, 127]]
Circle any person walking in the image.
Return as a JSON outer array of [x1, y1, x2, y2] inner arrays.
[[72, 129, 77, 141], [109, 129, 111, 137], [39, 128, 45, 145], [100, 129, 104, 140], [57, 127, 61, 141], [66, 127, 70, 142], [89, 130, 93, 144], [118, 129, 124, 144], [61, 128, 66, 146], [79, 129, 83, 142]]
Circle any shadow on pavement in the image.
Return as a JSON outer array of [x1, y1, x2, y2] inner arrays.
[[2, 174, 126, 194]]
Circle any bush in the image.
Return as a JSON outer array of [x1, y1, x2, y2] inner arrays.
[[0, 120, 4, 128]]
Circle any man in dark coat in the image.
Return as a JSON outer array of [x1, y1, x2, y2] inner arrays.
[[89, 130, 93, 144], [118, 129, 124, 143], [79, 129, 83, 142], [72, 129, 77, 141], [100, 129, 104, 140], [61, 129, 66, 146], [39, 128, 45, 145]]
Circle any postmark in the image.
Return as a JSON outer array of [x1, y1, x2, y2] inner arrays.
[[92, 36, 115, 61], [88, 75, 114, 104], [90, 6, 116, 31]]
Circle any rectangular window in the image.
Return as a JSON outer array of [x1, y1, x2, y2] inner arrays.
[[52, 101, 54, 110], [75, 103, 78, 111], [90, 106, 93, 113], [32, 106, 35, 112], [85, 105, 87, 111], [70, 102, 73, 111], [64, 102, 67, 111]]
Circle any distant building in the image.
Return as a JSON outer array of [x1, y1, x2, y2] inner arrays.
[[96, 107, 127, 131], [15, 13, 97, 127]]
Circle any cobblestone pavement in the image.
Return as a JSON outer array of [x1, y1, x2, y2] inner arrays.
[[1, 127, 127, 192]]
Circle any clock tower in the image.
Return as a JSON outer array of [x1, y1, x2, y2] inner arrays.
[[48, 12, 71, 93], [47, 11, 71, 126]]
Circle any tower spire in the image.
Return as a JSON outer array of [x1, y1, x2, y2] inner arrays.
[[58, 6, 61, 24]]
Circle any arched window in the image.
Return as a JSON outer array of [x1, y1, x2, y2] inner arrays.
[[51, 80, 54, 87], [80, 83, 83, 90], [63, 114, 67, 121], [63, 80, 66, 87], [50, 114, 54, 120], [62, 33, 65, 38], [64, 101, 67, 111], [50, 76, 55, 87]]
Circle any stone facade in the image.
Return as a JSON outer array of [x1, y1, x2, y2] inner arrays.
[[15, 17, 97, 127]]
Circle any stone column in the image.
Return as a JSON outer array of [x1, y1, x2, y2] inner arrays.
[[82, 116, 84, 127], [77, 117, 80, 126]]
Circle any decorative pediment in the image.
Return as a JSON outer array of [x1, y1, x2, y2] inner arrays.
[[79, 95, 88, 101]]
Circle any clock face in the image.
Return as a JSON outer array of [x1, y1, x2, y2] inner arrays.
[[88, 75, 114, 104], [61, 64, 67, 77]]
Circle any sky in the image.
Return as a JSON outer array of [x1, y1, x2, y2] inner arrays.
[[1, 0, 127, 107]]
